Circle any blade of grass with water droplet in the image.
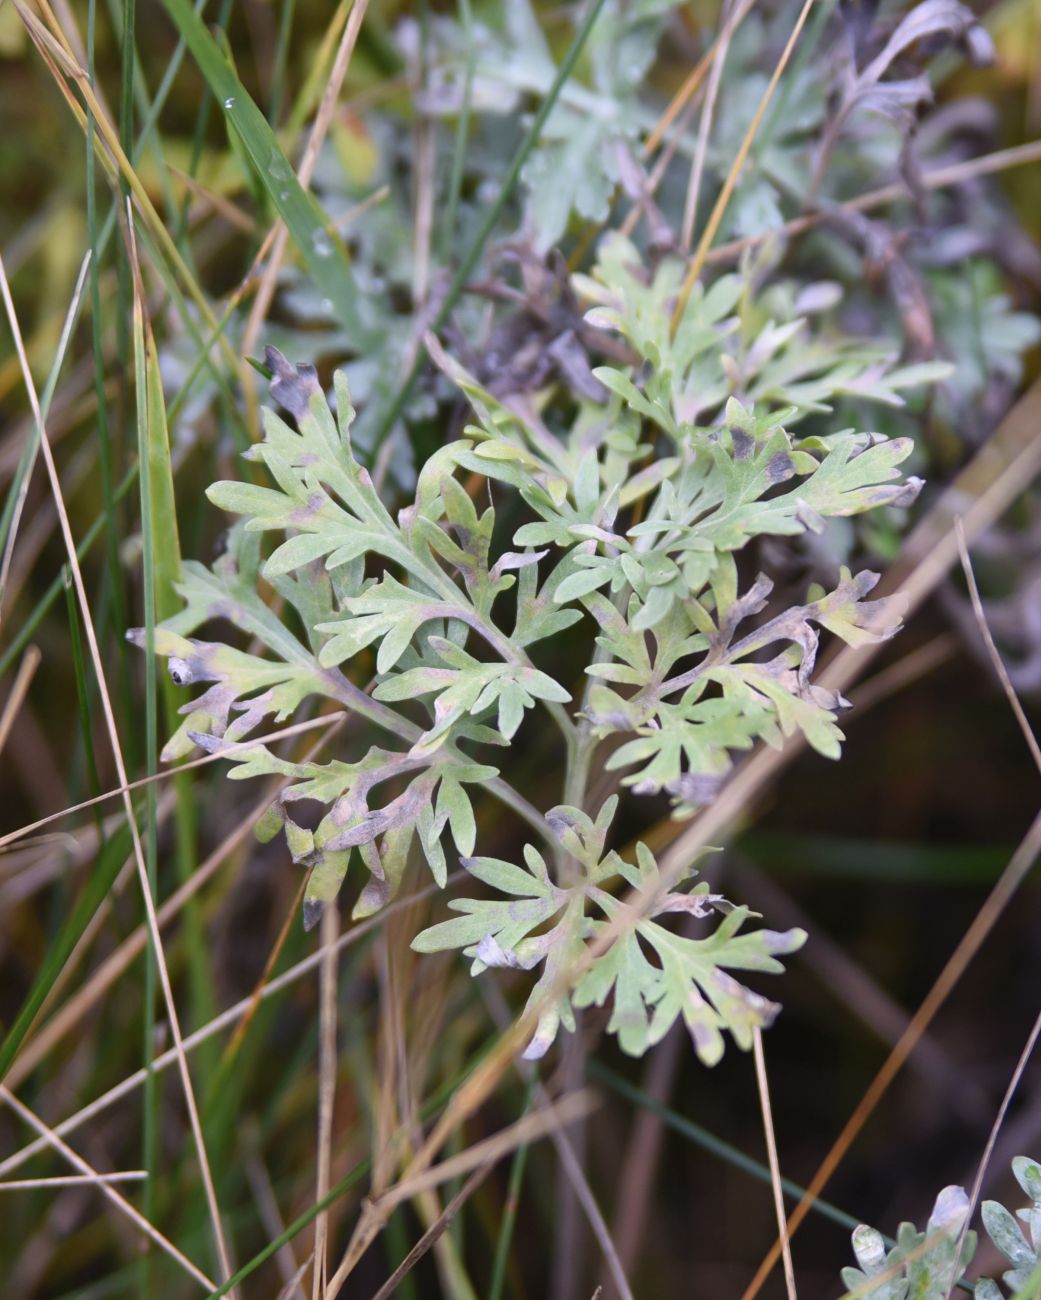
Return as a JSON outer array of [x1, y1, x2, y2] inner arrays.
[[161, 0, 377, 349]]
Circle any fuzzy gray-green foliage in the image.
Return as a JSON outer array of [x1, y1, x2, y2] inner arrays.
[[134, 223, 946, 1062], [837, 1155, 1041, 1298], [975, 1156, 1041, 1298], [840, 1185, 975, 1299]]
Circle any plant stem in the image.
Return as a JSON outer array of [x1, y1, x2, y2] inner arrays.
[[323, 667, 555, 846], [563, 722, 596, 815]]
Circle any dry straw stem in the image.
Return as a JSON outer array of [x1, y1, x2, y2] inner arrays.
[[0, 1085, 216, 1291], [0, 712, 345, 851], [481, 980, 634, 1300], [752, 1028, 797, 1300], [549, 1101, 634, 1300], [219, 873, 309, 1072], [169, 165, 259, 234], [13, 2, 238, 379], [704, 138, 1041, 268], [0, 871, 462, 1180], [312, 905, 340, 1299], [608, 1027, 683, 1288], [958, 1001, 1041, 1289], [680, 0, 742, 251], [0, 1173, 147, 1190], [957, 521, 1041, 775], [945, 525, 1041, 1278], [0, 646, 41, 755], [0, 251, 91, 610], [367, 938, 477, 1300], [642, 0, 757, 156], [244, 1153, 307, 1298], [370, 1163, 494, 1300], [671, 0, 818, 331], [0, 248, 234, 1287], [325, 1091, 598, 1297]]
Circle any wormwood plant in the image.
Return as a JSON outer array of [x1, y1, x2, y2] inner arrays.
[[838, 1154, 1041, 1298], [136, 237, 938, 1065]]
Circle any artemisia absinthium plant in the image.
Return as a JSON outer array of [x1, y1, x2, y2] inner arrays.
[[134, 233, 940, 1065]]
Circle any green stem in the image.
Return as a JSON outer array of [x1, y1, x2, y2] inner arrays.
[[322, 667, 554, 847], [440, 0, 475, 263], [562, 722, 595, 814]]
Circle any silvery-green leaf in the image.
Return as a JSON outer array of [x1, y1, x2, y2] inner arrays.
[[983, 1201, 1034, 1269]]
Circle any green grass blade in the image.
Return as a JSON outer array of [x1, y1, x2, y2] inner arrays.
[[0, 254, 92, 604], [63, 566, 105, 822], [0, 462, 138, 681], [268, 0, 297, 125], [161, 0, 378, 348], [440, 0, 475, 263], [143, 327, 182, 619], [131, 243, 161, 1281], [143, 304, 214, 1077]]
